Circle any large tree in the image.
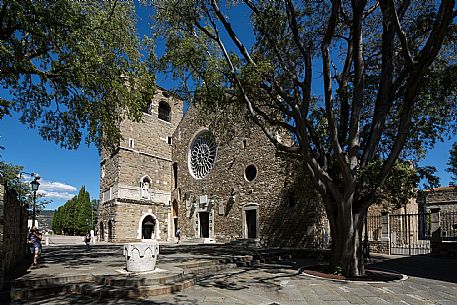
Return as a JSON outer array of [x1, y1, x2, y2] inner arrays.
[[447, 142, 457, 185], [51, 186, 92, 235], [0, 0, 154, 149], [153, 0, 456, 276]]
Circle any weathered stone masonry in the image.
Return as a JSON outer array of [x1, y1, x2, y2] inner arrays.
[[99, 88, 183, 242], [99, 87, 326, 246], [171, 106, 326, 247], [0, 177, 28, 290]]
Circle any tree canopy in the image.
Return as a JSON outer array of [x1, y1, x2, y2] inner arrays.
[[153, 0, 456, 276], [447, 142, 457, 185], [0, 0, 154, 149], [51, 186, 95, 235], [0, 160, 50, 213]]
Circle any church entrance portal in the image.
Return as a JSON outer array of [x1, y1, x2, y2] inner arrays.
[[108, 220, 113, 241], [99, 222, 104, 241], [172, 200, 179, 236], [199, 212, 210, 238], [245, 209, 257, 238], [142, 215, 156, 239]]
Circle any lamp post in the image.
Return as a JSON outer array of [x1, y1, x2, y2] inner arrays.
[[30, 178, 40, 228]]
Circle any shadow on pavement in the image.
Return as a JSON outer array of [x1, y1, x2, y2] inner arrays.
[[369, 254, 457, 283]]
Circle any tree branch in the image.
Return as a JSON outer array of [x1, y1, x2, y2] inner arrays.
[[384, 0, 414, 68], [361, 1, 395, 167], [347, 0, 367, 165], [210, 0, 255, 65]]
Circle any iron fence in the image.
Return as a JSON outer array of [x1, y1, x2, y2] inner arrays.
[[366, 215, 382, 241], [440, 211, 457, 241], [389, 213, 431, 255]]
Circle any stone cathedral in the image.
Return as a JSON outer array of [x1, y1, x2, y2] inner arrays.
[[98, 87, 328, 248]]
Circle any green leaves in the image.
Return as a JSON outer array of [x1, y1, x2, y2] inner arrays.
[[1, 0, 155, 150], [51, 186, 93, 235], [446, 142, 457, 185]]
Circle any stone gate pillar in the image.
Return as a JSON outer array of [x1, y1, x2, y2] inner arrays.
[[430, 208, 441, 242], [430, 208, 441, 256], [381, 211, 390, 254]]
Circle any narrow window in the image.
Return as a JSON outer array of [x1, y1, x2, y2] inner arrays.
[[101, 164, 106, 178], [288, 190, 296, 208], [173, 162, 178, 189], [243, 139, 247, 149], [128, 138, 135, 148], [158, 101, 171, 122], [167, 136, 173, 145]]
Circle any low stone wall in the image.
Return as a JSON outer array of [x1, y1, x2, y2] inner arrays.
[[431, 242, 457, 258], [0, 177, 28, 290], [369, 240, 390, 255]]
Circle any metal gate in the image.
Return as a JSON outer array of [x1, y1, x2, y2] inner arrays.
[[389, 213, 431, 255]]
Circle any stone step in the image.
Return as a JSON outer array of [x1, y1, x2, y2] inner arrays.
[[93, 271, 184, 287], [227, 239, 262, 248], [183, 263, 238, 278], [10, 259, 242, 301], [10, 274, 93, 289], [77, 278, 197, 299], [10, 281, 89, 301]]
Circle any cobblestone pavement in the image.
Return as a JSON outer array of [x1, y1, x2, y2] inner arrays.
[[11, 260, 457, 305], [3, 237, 457, 305]]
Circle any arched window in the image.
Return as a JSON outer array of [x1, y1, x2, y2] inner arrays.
[[158, 101, 171, 122], [140, 176, 151, 199], [142, 215, 156, 239]]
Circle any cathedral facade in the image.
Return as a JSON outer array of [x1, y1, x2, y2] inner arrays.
[[98, 88, 328, 247]]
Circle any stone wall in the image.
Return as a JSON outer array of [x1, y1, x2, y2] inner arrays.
[[423, 187, 457, 212], [171, 106, 326, 247], [0, 177, 28, 290], [98, 199, 171, 242], [369, 240, 390, 255], [98, 88, 183, 242]]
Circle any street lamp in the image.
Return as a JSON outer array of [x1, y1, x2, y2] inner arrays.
[[30, 178, 40, 227]]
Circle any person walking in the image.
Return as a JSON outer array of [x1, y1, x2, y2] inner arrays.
[[175, 227, 181, 244], [28, 227, 42, 266], [84, 232, 91, 250]]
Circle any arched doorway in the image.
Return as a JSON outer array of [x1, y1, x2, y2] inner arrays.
[[108, 220, 113, 241], [99, 221, 104, 242], [142, 215, 156, 239], [172, 199, 179, 235]]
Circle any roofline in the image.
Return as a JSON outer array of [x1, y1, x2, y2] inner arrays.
[[155, 85, 184, 101], [424, 186, 456, 192]]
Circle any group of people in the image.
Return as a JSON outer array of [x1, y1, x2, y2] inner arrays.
[[27, 227, 180, 267], [27, 228, 93, 266]]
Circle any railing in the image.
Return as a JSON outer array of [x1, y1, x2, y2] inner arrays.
[[440, 211, 457, 241], [366, 215, 382, 241]]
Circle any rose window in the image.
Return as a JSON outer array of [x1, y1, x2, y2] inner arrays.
[[189, 132, 217, 179]]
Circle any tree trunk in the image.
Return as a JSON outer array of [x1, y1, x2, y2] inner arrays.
[[327, 200, 366, 277]]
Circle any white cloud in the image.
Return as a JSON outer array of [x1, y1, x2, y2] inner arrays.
[[39, 181, 77, 192], [29, 179, 78, 201], [38, 190, 75, 201]]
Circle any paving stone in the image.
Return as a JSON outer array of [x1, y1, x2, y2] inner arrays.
[[7, 242, 457, 305]]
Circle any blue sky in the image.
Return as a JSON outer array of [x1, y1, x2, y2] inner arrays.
[[0, 3, 455, 210]]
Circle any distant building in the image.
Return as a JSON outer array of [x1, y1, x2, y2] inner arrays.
[[420, 186, 457, 213]]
